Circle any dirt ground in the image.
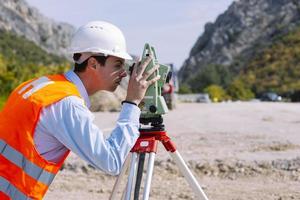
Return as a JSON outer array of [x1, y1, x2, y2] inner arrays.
[[44, 102, 300, 200]]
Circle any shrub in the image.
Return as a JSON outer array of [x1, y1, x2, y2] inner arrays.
[[178, 84, 192, 94], [204, 84, 227, 102], [226, 79, 255, 100]]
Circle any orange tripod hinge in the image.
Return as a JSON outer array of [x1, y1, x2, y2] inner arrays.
[[131, 130, 176, 153]]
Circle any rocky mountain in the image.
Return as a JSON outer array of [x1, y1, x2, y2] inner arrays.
[[179, 0, 300, 90], [0, 0, 75, 57]]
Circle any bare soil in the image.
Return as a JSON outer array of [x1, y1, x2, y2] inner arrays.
[[44, 102, 300, 200]]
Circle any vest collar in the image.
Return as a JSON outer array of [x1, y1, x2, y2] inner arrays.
[[64, 70, 91, 108]]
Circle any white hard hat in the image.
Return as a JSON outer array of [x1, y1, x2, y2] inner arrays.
[[69, 21, 132, 60]]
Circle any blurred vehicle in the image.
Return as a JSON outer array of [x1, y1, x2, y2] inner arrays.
[[196, 93, 211, 103], [177, 93, 211, 103], [162, 83, 176, 109], [260, 92, 282, 102], [162, 63, 178, 110], [290, 90, 300, 102]]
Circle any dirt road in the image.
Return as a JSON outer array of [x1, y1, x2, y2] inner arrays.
[[45, 102, 300, 200]]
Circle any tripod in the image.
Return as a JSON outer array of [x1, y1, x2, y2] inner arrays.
[[110, 117, 209, 200]]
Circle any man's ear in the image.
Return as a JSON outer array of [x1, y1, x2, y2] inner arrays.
[[87, 57, 97, 69]]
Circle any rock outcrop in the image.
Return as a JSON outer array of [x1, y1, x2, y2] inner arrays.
[[179, 0, 300, 83], [0, 0, 75, 57]]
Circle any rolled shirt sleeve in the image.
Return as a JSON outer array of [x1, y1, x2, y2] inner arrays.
[[35, 96, 140, 175]]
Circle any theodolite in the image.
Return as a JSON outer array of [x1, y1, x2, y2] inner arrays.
[[127, 43, 171, 127]]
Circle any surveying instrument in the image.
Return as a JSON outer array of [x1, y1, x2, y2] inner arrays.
[[110, 44, 209, 200]]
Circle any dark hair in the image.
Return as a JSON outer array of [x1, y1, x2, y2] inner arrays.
[[73, 53, 108, 72]]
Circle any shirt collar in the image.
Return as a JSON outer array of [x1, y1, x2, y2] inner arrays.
[[64, 70, 91, 108]]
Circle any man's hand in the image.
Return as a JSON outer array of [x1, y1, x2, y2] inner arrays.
[[125, 56, 160, 105]]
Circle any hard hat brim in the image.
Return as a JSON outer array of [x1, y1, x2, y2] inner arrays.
[[68, 48, 132, 60]]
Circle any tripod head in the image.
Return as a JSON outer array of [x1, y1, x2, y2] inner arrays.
[[139, 115, 164, 131]]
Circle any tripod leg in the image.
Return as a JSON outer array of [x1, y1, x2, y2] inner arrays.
[[124, 152, 138, 200], [110, 154, 131, 200], [142, 152, 156, 200], [169, 150, 209, 200], [134, 153, 146, 200]]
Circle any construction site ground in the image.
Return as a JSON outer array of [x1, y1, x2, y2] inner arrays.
[[45, 102, 300, 200]]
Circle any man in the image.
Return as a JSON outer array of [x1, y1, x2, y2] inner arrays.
[[0, 21, 160, 200]]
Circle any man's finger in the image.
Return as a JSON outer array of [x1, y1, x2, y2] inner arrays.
[[137, 56, 152, 77], [142, 64, 159, 81], [147, 75, 161, 86], [131, 62, 137, 77]]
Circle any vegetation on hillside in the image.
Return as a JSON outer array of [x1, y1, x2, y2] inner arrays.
[[0, 31, 71, 108], [237, 26, 300, 97], [186, 64, 233, 93], [179, 26, 300, 101]]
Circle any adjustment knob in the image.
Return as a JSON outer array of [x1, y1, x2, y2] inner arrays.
[[149, 105, 157, 113]]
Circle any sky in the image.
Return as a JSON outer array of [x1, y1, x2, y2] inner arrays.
[[26, 0, 234, 70]]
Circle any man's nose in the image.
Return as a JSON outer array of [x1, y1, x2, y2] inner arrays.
[[119, 70, 127, 78]]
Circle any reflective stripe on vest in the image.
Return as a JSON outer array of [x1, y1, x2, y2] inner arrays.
[[0, 177, 31, 200], [0, 140, 55, 186]]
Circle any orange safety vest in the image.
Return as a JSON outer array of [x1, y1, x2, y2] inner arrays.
[[0, 74, 81, 200]]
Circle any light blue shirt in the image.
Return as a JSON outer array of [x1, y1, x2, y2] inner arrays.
[[34, 70, 140, 175]]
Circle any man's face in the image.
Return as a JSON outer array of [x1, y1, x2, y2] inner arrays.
[[94, 56, 127, 92]]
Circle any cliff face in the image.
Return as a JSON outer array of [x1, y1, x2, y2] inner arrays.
[[0, 0, 75, 57], [179, 0, 300, 84]]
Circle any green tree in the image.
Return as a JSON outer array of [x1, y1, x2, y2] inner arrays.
[[227, 79, 254, 100], [178, 84, 192, 94], [188, 64, 233, 92], [0, 54, 6, 73]]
